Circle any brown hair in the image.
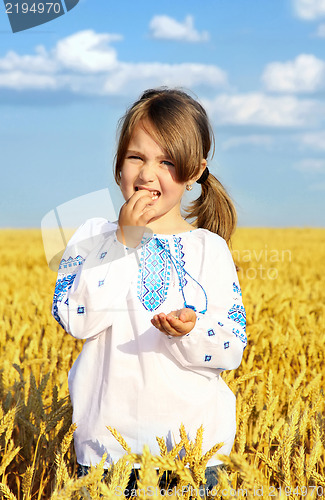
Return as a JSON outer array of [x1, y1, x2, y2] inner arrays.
[[114, 88, 237, 244]]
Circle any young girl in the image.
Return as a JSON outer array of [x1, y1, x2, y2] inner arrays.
[[52, 88, 246, 493]]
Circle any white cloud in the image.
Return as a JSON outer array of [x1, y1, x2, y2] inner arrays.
[[54, 30, 122, 73], [0, 71, 57, 90], [149, 15, 209, 42], [0, 46, 57, 73], [221, 135, 273, 150], [292, 0, 325, 20], [203, 93, 324, 127], [294, 158, 325, 172], [0, 30, 226, 94], [314, 23, 325, 36], [300, 131, 325, 150], [262, 54, 325, 93]]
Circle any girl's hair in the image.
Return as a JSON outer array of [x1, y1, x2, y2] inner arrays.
[[114, 88, 237, 244]]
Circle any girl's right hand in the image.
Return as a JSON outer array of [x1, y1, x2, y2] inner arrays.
[[117, 190, 156, 247]]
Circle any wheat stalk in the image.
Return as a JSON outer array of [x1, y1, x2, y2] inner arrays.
[[107, 426, 131, 453]]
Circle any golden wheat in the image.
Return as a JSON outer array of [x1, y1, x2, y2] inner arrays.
[[0, 227, 324, 499]]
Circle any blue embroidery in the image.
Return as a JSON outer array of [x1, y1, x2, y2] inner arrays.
[[59, 255, 84, 270], [52, 304, 64, 328], [100, 251, 107, 259], [77, 306, 85, 314], [53, 273, 78, 327], [53, 274, 77, 304], [224, 341, 230, 349], [173, 237, 187, 291], [64, 298, 69, 305], [218, 322, 224, 327], [228, 304, 246, 330], [208, 329, 215, 336], [205, 355, 212, 362], [228, 304, 247, 346], [233, 282, 242, 296], [232, 328, 247, 346], [137, 238, 171, 311], [98, 280, 104, 287]]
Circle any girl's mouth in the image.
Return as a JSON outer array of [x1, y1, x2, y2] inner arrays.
[[150, 190, 160, 200], [135, 187, 161, 200]]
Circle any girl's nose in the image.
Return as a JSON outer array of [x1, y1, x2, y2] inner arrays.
[[138, 162, 156, 182]]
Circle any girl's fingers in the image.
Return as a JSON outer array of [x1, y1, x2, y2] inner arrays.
[[178, 308, 196, 324], [158, 316, 176, 335], [126, 188, 150, 203], [152, 313, 173, 334], [139, 208, 156, 225], [151, 315, 162, 330], [166, 316, 189, 334], [122, 192, 156, 226], [127, 190, 153, 212], [120, 191, 151, 219], [158, 314, 188, 336], [136, 202, 157, 222], [133, 191, 155, 208]]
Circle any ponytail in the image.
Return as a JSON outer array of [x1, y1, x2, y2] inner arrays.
[[185, 172, 237, 246]]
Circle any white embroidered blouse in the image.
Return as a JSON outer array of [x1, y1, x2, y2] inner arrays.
[[52, 217, 246, 468]]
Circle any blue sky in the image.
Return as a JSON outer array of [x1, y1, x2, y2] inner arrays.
[[1, 0, 325, 228]]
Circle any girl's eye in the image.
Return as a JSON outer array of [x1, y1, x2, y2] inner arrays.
[[128, 155, 142, 160], [161, 160, 175, 168]]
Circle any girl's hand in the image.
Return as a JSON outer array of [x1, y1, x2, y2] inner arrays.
[[117, 190, 156, 247], [151, 308, 197, 337]]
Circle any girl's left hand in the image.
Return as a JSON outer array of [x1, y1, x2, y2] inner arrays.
[[151, 308, 196, 337]]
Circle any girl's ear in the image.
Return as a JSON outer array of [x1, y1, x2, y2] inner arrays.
[[186, 160, 207, 190], [194, 159, 207, 183], [198, 159, 207, 179]]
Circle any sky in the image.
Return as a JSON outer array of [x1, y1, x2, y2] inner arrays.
[[0, 0, 325, 229]]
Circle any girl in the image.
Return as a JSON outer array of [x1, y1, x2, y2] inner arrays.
[[52, 88, 247, 493]]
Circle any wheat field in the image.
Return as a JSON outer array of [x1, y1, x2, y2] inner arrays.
[[0, 228, 324, 499]]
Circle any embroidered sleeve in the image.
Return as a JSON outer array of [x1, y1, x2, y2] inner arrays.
[[161, 237, 246, 378], [52, 219, 136, 339]]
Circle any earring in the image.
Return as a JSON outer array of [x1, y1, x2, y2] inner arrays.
[[186, 184, 193, 191]]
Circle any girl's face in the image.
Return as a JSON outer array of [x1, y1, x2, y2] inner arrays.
[[120, 121, 191, 233]]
